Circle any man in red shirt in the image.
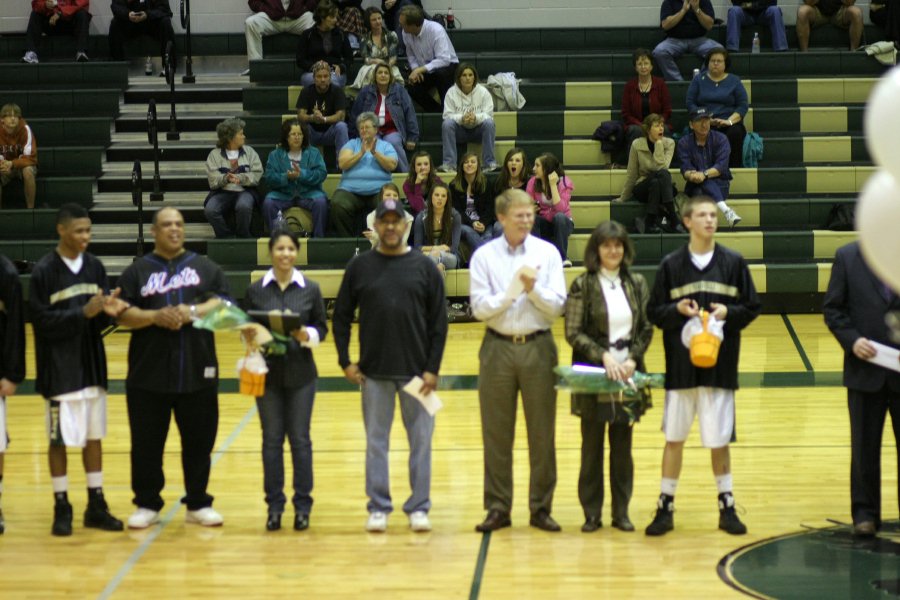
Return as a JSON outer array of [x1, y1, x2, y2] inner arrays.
[[23, 0, 92, 63], [0, 104, 38, 209]]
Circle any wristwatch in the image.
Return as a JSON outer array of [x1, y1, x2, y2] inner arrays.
[[702, 169, 709, 179], [190, 304, 198, 320]]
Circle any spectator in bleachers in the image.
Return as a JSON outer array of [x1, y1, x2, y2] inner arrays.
[[296, 61, 350, 167], [243, 0, 316, 77], [109, 0, 176, 73], [616, 114, 678, 234], [296, 1, 353, 88], [262, 119, 328, 237], [796, 0, 864, 50], [686, 49, 748, 169], [382, 0, 415, 54], [870, 0, 900, 44], [403, 150, 442, 215], [450, 152, 500, 253], [334, 0, 366, 51], [363, 183, 414, 248], [439, 63, 499, 174], [413, 181, 460, 274], [0, 104, 38, 210], [676, 107, 741, 228], [726, 1, 789, 51], [204, 118, 263, 239], [527, 153, 575, 267], [398, 4, 459, 113], [495, 147, 528, 194], [23, 0, 92, 63], [349, 62, 418, 173], [331, 112, 398, 236], [621, 48, 672, 165], [653, 0, 723, 81], [351, 7, 404, 89]]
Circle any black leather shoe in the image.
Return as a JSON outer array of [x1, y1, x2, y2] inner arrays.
[[266, 512, 282, 531], [52, 500, 73, 537], [611, 516, 635, 532], [853, 520, 876, 537], [294, 513, 309, 531], [475, 510, 511, 532], [581, 516, 602, 533], [529, 510, 561, 532]]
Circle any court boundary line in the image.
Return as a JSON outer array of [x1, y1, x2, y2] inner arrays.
[[469, 532, 492, 600], [96, 404, 258, 600], [781, 314, 814, 372]]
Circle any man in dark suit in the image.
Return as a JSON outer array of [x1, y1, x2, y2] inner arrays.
[[824, 241, 900, 537]]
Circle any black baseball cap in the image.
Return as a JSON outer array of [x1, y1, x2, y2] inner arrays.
[[689, 107, 711, 121], [375, 198, 404, 219]]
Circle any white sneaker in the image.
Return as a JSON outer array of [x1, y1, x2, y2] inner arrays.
[[127, 508, 160, 529], [562, 259, 573, 268], [144, 56, 154, 76], [724, 208, 742, 228], [186, 507, 224, 527], [22, 51, 38, 64], [436, 164, 454, 173], [366, 511, 388, 532], [240, 68, 251, 76], [409, 511, 431, 532]]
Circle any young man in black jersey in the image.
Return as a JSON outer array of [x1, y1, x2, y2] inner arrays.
[[333, 198, 448, 533], [0, 253, 25, 534], [644, 195, 760, 536], [116, 207, 229, 529], [30, 204, 125, 536]]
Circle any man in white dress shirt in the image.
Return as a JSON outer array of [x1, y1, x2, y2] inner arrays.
[[398, 4, 459, 113], [469, 189, 567, 533]]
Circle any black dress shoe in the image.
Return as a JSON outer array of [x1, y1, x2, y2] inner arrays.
[[266, 512, 282, 531], [529, 510, 561, 532], [853, 520, 876, 537], [581, 516, 602, 533], [475, 510, 511, 532], [611, 516, 635, 532], [294, 513, 309, 531]]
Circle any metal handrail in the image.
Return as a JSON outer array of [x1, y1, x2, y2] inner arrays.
[[180, 0, 196, 84], [146, 99, 164, 201]]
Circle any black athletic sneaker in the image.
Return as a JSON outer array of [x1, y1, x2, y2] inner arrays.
[[52, 499, 73, 536], [718, 492, 747, 535], [645, 494, 674, 536], [84, 492, 124, 531]]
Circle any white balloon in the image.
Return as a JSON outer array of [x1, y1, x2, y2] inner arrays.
[[857, 170, 900, 293], [865, 67, 900, 181]]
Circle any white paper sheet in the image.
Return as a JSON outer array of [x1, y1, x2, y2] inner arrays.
[[403, 376, 443, 416], [505, 265, 538, 300], [868, 341, 900, 374]]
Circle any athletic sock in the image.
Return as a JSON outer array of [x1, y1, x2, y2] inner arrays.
[[86, 471, 103, 491], [661, 477, 678, 497], [716, 200, 730, 214], [715, 473, 733, 494], [51, 475, 68, 495]]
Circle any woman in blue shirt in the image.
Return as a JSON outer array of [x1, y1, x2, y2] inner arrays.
[[686, 49, 748, 169]]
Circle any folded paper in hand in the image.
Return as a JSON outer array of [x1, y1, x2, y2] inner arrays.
[[403, 376, 443, 416]]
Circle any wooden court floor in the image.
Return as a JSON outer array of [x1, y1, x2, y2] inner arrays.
[[0, 314, 893, 599]]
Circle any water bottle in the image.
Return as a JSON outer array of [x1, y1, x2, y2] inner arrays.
[[446, 7, 456, 29], [751, 32, 761, 54], [274, 210, 286, 232], [692, 68, 700, 80]]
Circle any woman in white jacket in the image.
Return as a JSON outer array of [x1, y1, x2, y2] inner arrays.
[[439, 63, 499, 173]]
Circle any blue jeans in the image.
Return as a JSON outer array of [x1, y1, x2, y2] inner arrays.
[[537, 213, 574, 261], [263, 191, 328, 237], [652, 36, 724, 81], [381, 131, 409, 173], [460, 222, 501, 253], [441, 118, 497, 168], [685, 178, 730, 202], [308, 121, 349, 166], [300, 71, 346, 88], [726, 7, 788, 51], [204, 190, 255, 238], [362, 377, 434, 514], [256, 380, 316, 514]]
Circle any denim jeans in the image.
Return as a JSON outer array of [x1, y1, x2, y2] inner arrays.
[[441, 119, 497, 168], [537, 213, 575, 261], [726, 6, 788, 51], [381, 131, 409, 173], [362, 377, 434, 514], [460, 222, 501, 253], [256, 380, 316, 514], [652, 36, 724, 81], [204, 190, 256, 238], [263, 191, 328, 237], [308, 121, 349, 166]]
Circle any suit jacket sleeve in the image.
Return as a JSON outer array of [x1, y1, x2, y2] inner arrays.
[[823, 246, 861, 352]]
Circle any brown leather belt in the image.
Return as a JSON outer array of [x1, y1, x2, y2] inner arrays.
[[487, 328, 550, 345]]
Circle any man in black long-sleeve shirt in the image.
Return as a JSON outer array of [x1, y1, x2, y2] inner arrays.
[[0, 254, 25, 535], [333, 197, 448, 533]]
